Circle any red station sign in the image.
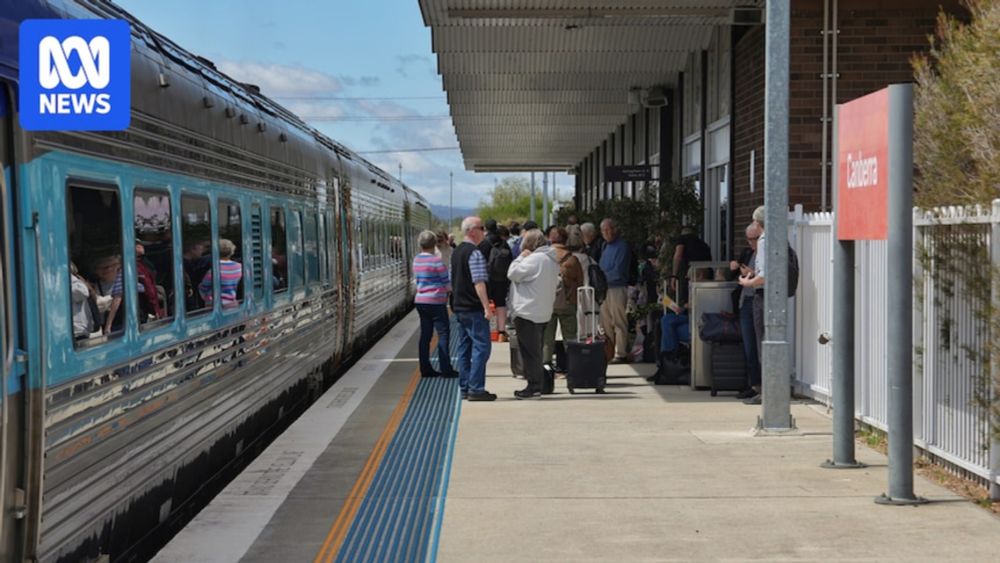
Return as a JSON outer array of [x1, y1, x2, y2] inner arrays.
[[836, 88, 890, 241]]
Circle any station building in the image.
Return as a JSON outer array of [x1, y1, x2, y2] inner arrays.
[[421, 0, 963, 259]]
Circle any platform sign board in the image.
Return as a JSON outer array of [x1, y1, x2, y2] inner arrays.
[[836, 88, 890, 240], [604, 165, 653, 182]]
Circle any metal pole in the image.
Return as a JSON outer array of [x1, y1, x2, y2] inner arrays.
[[530, 172, 536, 223], [823, 104, 863, 469], [398, 162, 402, 182], [759, 0, 795, 432], [449, 172, 453, 229], [876, 83, 924, 505], [543, 172, 549, 228]]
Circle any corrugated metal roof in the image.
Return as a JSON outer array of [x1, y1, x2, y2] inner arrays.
[[420, 0, 756, 171]]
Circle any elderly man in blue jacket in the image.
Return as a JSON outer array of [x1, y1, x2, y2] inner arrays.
[[598, 218, 633, 363]]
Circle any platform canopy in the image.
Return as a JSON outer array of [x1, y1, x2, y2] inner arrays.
[[419, 0, 758, 172]]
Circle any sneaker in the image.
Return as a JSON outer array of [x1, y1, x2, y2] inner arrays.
[[736, 388, 756, 399], [466, 391, 497, 402], [743, 393, 762, 405], [513, 388, 541, 400]]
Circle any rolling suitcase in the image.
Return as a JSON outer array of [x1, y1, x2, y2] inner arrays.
[[566, 287, 607, 394], [709, 341, 746, 396]]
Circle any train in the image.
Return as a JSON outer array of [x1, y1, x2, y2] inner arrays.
[[0, 1, 435, 560]]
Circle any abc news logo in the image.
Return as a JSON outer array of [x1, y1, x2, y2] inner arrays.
[[20, 19, 130, 131]]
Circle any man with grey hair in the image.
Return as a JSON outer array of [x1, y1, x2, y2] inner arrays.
[[599, 218, 632, 362], [580, 222, 602, 263], [507, 229, 560, 399], [728, 222, 763, 397], [739, 206, 767, 404], [451, 216, 497, 401]]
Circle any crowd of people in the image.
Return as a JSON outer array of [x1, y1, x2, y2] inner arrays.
[[71, 239, 244, 344], [411, 209, 777, 403]]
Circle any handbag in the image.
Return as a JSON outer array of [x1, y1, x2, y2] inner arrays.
[[698, 312, 742, 343]]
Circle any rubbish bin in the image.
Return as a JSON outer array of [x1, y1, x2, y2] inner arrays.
[[686, 262, 738, 390]]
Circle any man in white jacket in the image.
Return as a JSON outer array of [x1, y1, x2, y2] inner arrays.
[[507, 229, 560, 399]]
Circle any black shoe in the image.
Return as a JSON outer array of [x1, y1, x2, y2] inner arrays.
[[736, 388, 757, 399], [422, 370, 442, 378], [514, 388, 541, 400], [441, 370, 459, 378], [466, 391, 497, 402], [461, 391, 468, 400]]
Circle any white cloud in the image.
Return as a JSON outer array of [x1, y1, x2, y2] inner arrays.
[[215, 59, 342, 97]]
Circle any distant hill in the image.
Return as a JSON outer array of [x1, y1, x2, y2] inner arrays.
[[429, 203, 475, 225]]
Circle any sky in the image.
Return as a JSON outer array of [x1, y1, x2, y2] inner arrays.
[[114, 0, 573, 212]]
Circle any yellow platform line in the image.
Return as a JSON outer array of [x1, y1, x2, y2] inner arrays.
[[313, 365, 422, 563]]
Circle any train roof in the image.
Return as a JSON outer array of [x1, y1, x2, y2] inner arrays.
[[1, 0, 422, 201]]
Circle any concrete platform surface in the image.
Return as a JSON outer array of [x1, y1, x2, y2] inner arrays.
[[437, 341, 1000, 562]]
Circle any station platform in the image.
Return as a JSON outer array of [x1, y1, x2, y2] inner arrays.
[[154, 311, 1000, 562]]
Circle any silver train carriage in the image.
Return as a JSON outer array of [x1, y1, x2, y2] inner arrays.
[[0, 1, 432, 561]]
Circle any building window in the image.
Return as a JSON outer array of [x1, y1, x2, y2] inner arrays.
[[182, 194, 213, 315], [134, 188, 173, 327], [68, 183, 124, 346]]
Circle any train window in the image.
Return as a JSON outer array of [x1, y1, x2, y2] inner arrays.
[[250, 204, 264, 300], [181, 195, 213, 316], [304, 212, 319, 284], [134, 189, 174, 328], [218, 200, 244, 306], [67, 183, 124, 347], [318, 213, 327, 284], [270, 207, 288, 292], [292, 210, 305, 287]]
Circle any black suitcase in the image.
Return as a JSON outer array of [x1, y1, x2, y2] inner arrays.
[[566, 287, 607, 394], [709, 341, 746, 396]]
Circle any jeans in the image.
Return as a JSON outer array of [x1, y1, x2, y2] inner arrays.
[[416, 303, 455, 376], [514, 317, 546, 392], [455, 310, 492, 394], [740, 296, 761, 386], [542, 306, 578, 367], [659, 312, 690, 354]]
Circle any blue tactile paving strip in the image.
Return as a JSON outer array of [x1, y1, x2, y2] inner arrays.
[[334, 374, 462, 562]]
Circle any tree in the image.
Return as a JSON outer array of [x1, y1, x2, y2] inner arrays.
[[913, 0, 999, 208], [475, 176, 543, 224], [911, 0, 1000, 440]]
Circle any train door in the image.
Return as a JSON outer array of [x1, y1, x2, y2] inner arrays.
[[0, 82, 27, 562]]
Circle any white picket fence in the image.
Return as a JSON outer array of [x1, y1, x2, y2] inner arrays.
[[788, 202, 998, 486]]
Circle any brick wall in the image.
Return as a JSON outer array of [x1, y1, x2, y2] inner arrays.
[[732, 26, 765, 232], [733, 0, 962, 230]]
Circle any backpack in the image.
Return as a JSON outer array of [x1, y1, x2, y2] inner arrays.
[[553, 252, 582, 310], [787, 245, 800, 298], [587, 263, 608, 305], [487, 242, 513, 282]]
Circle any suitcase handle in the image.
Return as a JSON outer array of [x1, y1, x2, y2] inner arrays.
[[577, 286, 599, 341]]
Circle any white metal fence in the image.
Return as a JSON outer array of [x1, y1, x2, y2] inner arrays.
[[788, 203, 998, 485]]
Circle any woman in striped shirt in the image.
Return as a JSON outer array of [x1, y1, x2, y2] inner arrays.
[[413, 230, 457, 378], [199, 239, 243, 308]]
